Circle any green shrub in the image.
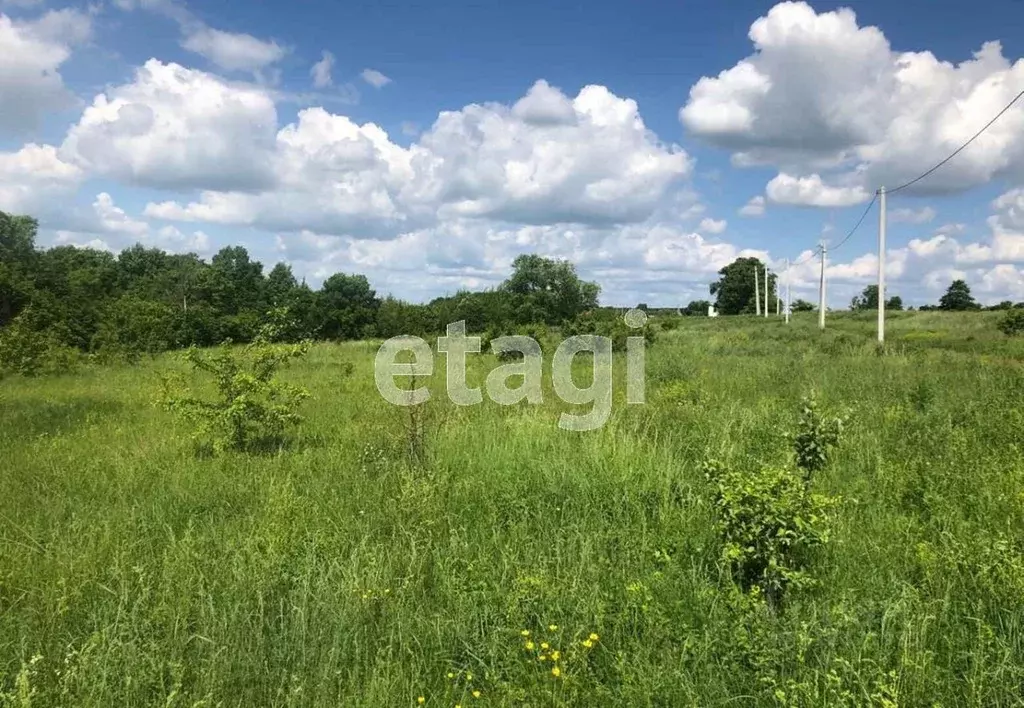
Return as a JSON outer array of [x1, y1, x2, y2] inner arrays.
[[564, 312, 655, 351], [482, 323, 551, 361], [996, 309, 1024, 336], [703, 459, 838, 608], [789, 394, 844, 477], [160, 324, 311, 455], [0, 310, 79, 377]]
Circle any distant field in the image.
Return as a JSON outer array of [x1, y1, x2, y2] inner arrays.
[[2, 311, 1023, 706]]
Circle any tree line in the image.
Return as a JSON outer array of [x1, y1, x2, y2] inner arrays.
[[3, 208, 1018, 369], [1, 212, 605, 361]]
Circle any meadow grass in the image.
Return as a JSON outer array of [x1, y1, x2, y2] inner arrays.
[[1, 312, 1023, 706]]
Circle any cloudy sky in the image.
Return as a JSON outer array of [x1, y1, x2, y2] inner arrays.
[[2, 0, 1024, 306]]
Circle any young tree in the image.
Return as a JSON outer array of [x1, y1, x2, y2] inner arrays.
[[886, 296, 904, 311], [939, 279, 980, 311], [709, 257, 775, 315], [791, 299, 815, 312]]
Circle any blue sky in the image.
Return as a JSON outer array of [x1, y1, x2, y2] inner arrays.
[[3, 0, 1024, 306]]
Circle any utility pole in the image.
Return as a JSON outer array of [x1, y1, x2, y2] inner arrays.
[[764, 264, 769, 318], [877, 186, 886, 344], [754, 266, 761, 316], [818, 240, 827, 330], [785, 258, 791, 324], [776, 281, 781, 316]]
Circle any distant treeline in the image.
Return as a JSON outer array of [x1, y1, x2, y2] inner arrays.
[[1, 211, 620, 358]]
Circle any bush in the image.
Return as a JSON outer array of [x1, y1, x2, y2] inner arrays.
[[482, 323, 551, 361], [789, 394, 844, 477], [703, 459, 838, 609], [565, 312, 656, 351], [160, 323, 311, 454], [997, 309, 1024, 337], [0, 310, 79, 376]]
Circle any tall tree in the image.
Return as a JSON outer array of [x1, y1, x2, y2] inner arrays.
[[317, 273, 380, 340], [500, 254, 600, 324], [939, 279, 980, 311], [210, 246, 265, 315], [266, 263, 299, 307], [0, 212, 39, 326], [709, 257, 775, 315]]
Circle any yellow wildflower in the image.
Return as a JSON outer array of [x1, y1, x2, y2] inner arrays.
[[417, 698, 425, 705], [520, 630, 530, 637], [472, 690, 481, 698], [540, 642, 549, 650], [446, 673, 454, 679], [548, 624, 558, 631], [525, 641, 535, 650], [539, 654, 547, 662], [589, 633, 600, 642], [551, 650, 561, 660], [466, 673, 473, 681], [581, 640, 593, 649], [551, 666, 561, 678]]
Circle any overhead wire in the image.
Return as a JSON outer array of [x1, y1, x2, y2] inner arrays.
[[826, 191, 878, 252], [888, 87, 1024, 195]]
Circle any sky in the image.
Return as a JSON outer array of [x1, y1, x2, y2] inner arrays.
[[2, 0, 1024, 308]]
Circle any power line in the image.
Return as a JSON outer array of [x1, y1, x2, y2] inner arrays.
[[791, 246, 820, 267], [888, 87, 1024, 195], [827, 191, 878, 252]]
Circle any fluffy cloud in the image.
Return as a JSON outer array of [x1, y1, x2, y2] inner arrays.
[[0, 143, 82, 214], [699, 217, 727, 234], [181, 26, 286, 72], [360, 69, 392, 88], [681, 1, 1024, 197], [890, 206, 936, 224], [145, 106, 416, 234], [51, 192, 212, 255], [311, 50, 334, 88], [739, 195, 765, 216], [93, 192, 148, 236], [766, 173, 869, 207], [61, 59, 278, 191], [414, 81, 692, 225], [144, 80, 692, 235], [273, 217, 761, 305], [0, 10, 92, 135]]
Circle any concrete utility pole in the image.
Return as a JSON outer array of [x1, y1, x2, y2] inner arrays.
[[877, 186, 887, 344], [764, 264, 770, 318], [818, 240, 827, 330], [754, 266, 761, 316], [776, 282, 781, 316], [785, 258, 791, 324]]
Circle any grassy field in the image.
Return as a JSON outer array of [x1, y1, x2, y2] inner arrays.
[[2, 311, 1023, 707]]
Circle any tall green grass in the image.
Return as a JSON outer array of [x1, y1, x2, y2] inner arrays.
[[1, 312, 1022, 706]]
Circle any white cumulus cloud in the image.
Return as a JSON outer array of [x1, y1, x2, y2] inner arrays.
[[766, 173, 869, 207], [61, 59, 279, 191], [0, 10, 92, 135], [681, 1, 1024, 198], [699, 217, 727, 234], [739, 195, 765, 216]]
